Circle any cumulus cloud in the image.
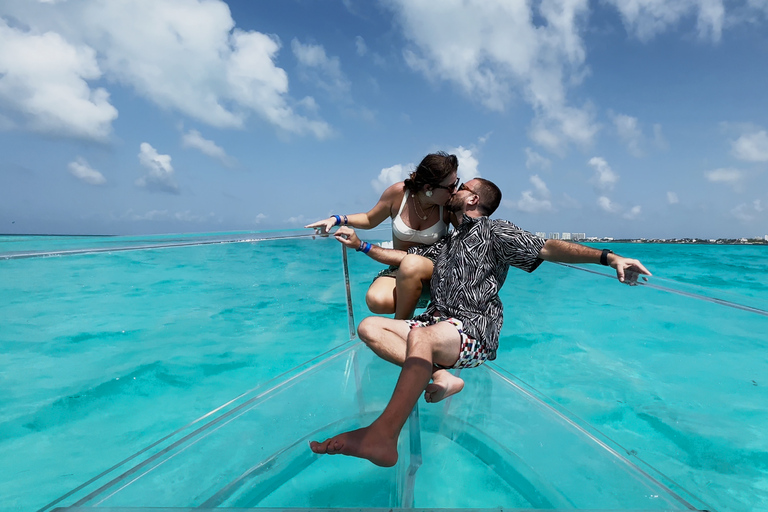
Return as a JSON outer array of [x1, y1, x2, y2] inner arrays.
[[731, 130, 768, 162], [372, 163, 411, 193], [0, 18, 118, 140], [0, 0, 331, 139], [68, 157, 106, 185], [525, 147, 552, 171], [509, 174, 554, 213], [612, 113, 644, 157], [667, 191, 679, 204], [450, 146, 480, 182], [136, 142, 179, 194], [623, 205, 642, 219], [254, 213, 268, 225], [181, 129, 234, 166], [291, 38, 351, 96], [705, 167, 745, 191], [588, 157, 619, 192], [603, 0, 725, 42], [355, 36, 367, 56], [389, 0, 599, 154], [597, 196, 620, 213]]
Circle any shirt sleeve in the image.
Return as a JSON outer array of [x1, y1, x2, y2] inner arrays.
[[491, 220, 546, 273], [407, 234, 448, 262]]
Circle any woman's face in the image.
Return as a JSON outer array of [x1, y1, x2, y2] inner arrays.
[[427, 171, 459, 205]]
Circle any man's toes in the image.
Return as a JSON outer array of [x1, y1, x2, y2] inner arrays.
[[309, 439, 329, 454]]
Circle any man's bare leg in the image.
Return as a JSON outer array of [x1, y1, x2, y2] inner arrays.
[[359, 315, 465, 401], [357, 316, 410, 366], [310, 322, 461, 466]]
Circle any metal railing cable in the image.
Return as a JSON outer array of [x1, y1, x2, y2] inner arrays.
[[556, 262, 768, 318]]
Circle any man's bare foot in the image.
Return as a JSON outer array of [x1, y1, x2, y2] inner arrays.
[[424, 370, 464, 403], [309, 426, 398, 467]]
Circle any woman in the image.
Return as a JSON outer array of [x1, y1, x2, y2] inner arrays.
[[305, 152, 459, 319]]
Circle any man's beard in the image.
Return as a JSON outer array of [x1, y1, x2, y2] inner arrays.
[[446, 194, 462, 212]]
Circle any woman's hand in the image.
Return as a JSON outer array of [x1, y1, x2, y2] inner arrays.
[[304, 217, 337, 234], [333, 226, 361, 250]]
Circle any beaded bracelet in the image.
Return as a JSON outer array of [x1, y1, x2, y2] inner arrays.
[[356, 241, 372, 253]]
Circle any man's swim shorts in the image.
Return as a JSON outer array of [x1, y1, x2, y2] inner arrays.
[[404, 316, 490, 369]]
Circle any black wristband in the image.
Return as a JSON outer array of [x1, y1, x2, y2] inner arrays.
[[600, 249, 613, 266]]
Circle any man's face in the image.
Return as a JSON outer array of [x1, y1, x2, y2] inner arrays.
[[446, 179, 479, 212]]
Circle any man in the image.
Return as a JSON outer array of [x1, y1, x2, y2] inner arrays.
[[310, 178, 650, 467]]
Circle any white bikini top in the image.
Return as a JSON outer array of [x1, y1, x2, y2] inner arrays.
[[392, 190, 449, 244]]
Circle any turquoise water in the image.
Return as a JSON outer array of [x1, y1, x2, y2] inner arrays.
[[0, 232, 766, 511]]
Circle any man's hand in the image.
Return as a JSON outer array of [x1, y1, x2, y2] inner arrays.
[[304, 217, 337, 234], [334, 226, 361, 250], [608, 254, 651, 285]]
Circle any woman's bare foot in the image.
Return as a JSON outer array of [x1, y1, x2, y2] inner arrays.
[[424, 370, 464, 403], [309, 425, 398, 467]]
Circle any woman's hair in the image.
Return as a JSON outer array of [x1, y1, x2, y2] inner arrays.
[[404, 152, 459, 193]]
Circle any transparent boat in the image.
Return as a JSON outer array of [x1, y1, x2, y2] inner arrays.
[[24, 233, 718, 512]]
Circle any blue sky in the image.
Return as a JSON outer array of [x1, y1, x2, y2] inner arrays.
[[1, 0, 767, 238]]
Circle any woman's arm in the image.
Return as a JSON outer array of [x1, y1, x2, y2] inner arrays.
[[305, 183, 403, 233]]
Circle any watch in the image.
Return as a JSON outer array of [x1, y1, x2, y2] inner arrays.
[[600, 249, 613, 266]]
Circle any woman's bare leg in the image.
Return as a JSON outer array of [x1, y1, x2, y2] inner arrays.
[[365, 276, 396, 314], [394, 254, 434, 319]]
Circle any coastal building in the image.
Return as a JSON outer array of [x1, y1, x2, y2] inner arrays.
[[765, 235, 768, 241], [572, 233, 586, 241], [535, 232, 547, 238], [562, 233, 572, 240], [549, 232, 560, 240]]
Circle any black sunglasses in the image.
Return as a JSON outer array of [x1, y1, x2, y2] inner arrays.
[[432, 176, 460, 192]]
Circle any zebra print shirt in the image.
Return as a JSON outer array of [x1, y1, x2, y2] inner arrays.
[[410, 214, 546, 360]]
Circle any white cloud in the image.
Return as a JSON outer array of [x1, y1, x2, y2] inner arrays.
[[508, 174, 553, 213], [525, 147, 552, 171], [612, 113, 644, 157], [705, 167, 745, 191], [389, 0, 599, 154], [598, 195, 620, 213], [0, 0, 331, 139], [0, 18, 118, 140], [254, 213, 268, 225], [181, 129, 233, 165], [136, 142, 179, 194], [450, 146, 480, 182], [604, 0, 725, 42], [372, 163, 411, 193], [68, 157, 106, 185], [623, 205, 642, 219], [667, 191, 679, 204], [588, 157, 619, 191], [731, 130, 768, 162], [355, 36, 367, 56], [291, 38, 350, 96]]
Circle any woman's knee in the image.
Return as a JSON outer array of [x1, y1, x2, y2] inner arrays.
[[365, 287, 395, 314], [399, 254, 432, 280]]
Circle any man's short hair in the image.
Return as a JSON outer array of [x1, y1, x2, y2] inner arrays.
[[474, 178, 502, 216]]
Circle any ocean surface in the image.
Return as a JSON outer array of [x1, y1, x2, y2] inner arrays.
[[0, 231, 766, 511]]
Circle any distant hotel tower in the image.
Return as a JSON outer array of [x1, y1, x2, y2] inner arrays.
[[548, 232, 560, 240], [546, 232, 587, 241]]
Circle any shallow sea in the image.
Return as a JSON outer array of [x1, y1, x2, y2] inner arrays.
[[0, 231, 766, 511]]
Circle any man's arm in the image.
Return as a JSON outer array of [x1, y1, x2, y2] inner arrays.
[[333, 226, 408, 266], [538, 239, 651, 283]]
